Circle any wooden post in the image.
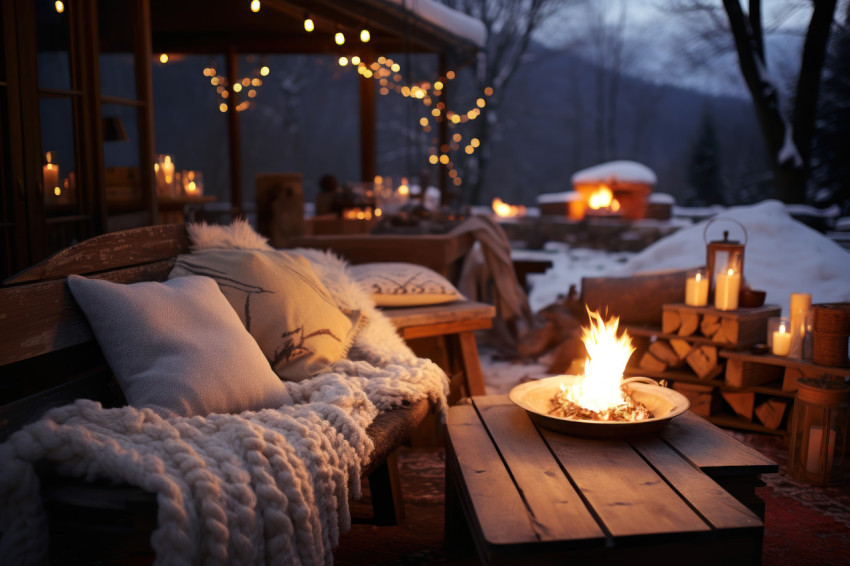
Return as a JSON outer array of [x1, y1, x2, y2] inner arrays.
[[226, 46, 243, 218]]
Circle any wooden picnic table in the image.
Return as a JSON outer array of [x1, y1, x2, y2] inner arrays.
[[445, 395, 778, 565]]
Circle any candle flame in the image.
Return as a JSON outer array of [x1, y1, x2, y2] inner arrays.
[[492, 197, 527, 218]]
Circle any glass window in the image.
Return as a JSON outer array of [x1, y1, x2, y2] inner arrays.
[[36, 0, 72, 91], [98, 0, 138, 99], [39, 96, 78, 210]]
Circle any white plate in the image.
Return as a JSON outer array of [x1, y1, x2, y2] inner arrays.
[[508, 375, 690, 438]]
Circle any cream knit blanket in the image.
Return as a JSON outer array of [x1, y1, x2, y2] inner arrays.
[[0, 237, 449, 566]]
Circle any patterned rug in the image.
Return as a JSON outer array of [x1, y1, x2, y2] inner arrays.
[[335, 432, 850, 565]]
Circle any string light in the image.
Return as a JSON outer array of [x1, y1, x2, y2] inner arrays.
[[339, 56, 349, 66], [304, 16, 314, 32], [335, 31, 345, 45], [260, 65, 269, 76], [360, 29, 371, 42], [54, 1, 64, 13], [250, 0, 260, 13], [159, 53, 169, 64]]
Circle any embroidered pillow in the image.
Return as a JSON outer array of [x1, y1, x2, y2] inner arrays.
[[66, 275, 291, 418], [168, 249, 363, 381], [349, 262, 464, 307]]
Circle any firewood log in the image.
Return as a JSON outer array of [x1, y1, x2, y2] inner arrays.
[[546, 336, 586, 374], [649, 340, 682, 367], [662, 310, 681, 334], [685, 345, 721, 380], [677, 311, 700, 337], [700, 314, 721, 338], [670, 338, 695, 360], [721, 391, 755, 421], [639, 351, 668, 373], [754, 398, 788, 430], [517, 320, 557, 359]]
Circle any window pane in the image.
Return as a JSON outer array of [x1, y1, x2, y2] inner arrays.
[[40, 97, 79, 211], [36, 0, 72, 91], [98, 0, 138, 99], [103, 103, 142, 208]]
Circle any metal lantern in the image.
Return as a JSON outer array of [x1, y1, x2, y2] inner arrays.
[[704, 218, 747, 301], [788, 377, 850, 485]]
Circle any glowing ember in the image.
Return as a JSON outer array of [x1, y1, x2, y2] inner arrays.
[[549, 309, 652, 422], [492, 197, 527, 218], [587, 185, 621, 212]]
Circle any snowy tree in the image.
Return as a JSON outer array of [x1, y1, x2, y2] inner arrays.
[[668, 0, 844, 204], [686, 109, 725, 205], [440, 0, 573, 204], [808, 6, 850, 211]]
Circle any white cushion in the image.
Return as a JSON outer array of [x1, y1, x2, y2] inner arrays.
[[349, 262, 464, 307], [66, 274, 290, 418], [169, 249, 363, 381]]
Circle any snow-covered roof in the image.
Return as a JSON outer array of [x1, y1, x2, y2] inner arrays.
[[571, 160, 657, 186], [649, 193, 675, 204], [536, 190, 582, 204], [383, 0, 487, 48]]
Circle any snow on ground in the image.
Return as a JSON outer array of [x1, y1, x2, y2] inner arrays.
[[481, 199, 850, 395]]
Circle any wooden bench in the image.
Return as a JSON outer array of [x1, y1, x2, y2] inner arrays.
[[445, 395, 778, 565], [0, 224, 439, 562]]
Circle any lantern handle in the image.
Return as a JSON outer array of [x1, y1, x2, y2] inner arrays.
[[703, 217, 748, 246]]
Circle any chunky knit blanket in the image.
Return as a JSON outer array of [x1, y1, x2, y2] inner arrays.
[[0, 232, 449, 566]]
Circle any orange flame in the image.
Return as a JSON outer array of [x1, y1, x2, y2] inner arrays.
[[492, 197, 527, 218], [587, 185, 621, 212], [559, 309, 635, 412]]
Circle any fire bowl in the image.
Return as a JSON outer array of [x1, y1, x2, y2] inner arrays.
[[509, 375, 690, 438]]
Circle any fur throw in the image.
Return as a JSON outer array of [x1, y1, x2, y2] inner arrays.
[[0, 220, 449, 565]]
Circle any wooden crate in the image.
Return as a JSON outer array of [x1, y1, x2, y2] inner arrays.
[[662, 303, 781, 350]]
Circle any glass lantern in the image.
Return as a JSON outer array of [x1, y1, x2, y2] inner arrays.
[[704, 218, 747, 303], [788, 377, 850, 485]]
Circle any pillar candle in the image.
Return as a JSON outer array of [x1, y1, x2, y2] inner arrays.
[[43, 157, 60, 203], [685, 270, 709, 307], [789, 292, 811, 359], [714, 268, 741, 311], [772, 324, 791, 355]]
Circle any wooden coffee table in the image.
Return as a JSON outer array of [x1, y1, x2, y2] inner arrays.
[[445, 395, 778, 565]]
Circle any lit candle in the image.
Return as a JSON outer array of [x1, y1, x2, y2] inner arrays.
[[685, 269, 709, 307], [806, 425, 836, 474], [772, 323, 791, 356], [43, 152, 60, 202], [789, 292, 811, 359], [162, 155, 175, 186], [714, 267, 741, 311]]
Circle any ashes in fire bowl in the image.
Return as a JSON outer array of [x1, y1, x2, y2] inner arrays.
[[509, 309, 690, 438]]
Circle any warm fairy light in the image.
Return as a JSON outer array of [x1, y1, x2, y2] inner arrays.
[[351, 56, 360, 65], [360, 29, 371, 42], [476, 98, 486, 108], [242, 78, 251, 87], [248, 89, 257, 98], [429, 155, 439, 164], [55, 1, 64, 13], [464, 145, 474, 154], [250, 0, 260, 13], [251, 78, 261, 86], [233, 83, 243, 93], [431, 108, 441, 117], [452, 133, 462, 142], [391, 63, 400, 72], [260, 66, 269, 76], [339, 56, 349, 66], [439, 154, 449, 165], [471, 138, 480, 148], [434, 81, 444, 90], [453, 177, 462, 186], [446, 71, 455, 79], [335, 32, 345, 45], [304, 17, 314, 32], [159, 53, 169, 64], [484, 86, 494, 96]]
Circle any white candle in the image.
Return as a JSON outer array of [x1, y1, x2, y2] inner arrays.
[[685, 271, 709, 307], [714, 268, 741, 311], [43, 152, 60, 203], [772, 324, 791, 355], [807, 425, 836, 475], [789, 292, 811, 359]]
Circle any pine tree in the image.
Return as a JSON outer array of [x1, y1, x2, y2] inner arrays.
[[686, 110, 724, 206]]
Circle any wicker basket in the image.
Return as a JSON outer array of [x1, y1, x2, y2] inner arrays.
[[812, 330, 850, 368], [813, 303, 850, 334]]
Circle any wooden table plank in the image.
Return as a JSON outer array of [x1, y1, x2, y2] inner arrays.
[[541, 429, 711, 539], [446, 405, 540, 546], [630, 436, 763, 532], [661, 411, 778, 476], [473, 396, 604, 545]]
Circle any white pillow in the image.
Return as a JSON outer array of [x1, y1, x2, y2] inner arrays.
[[66, 274, 291, 418], [168, 249, 363, 381], [349, 262, 464, 307]]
